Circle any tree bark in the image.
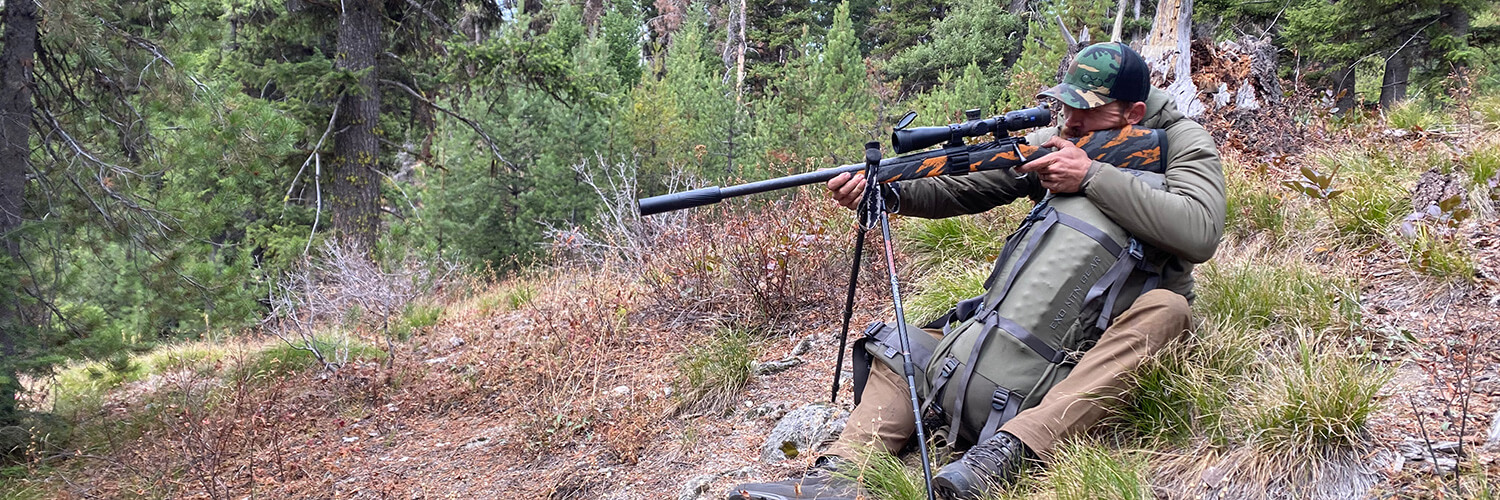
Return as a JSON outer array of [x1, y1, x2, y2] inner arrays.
[[1380, 49, 1410, 109], [1141, 0, 1204, 117], [1445, 2, 1470, 72], [1334, 63, 1358, 114], [0, 0, 38, 424], [331, 0, 383, 252]]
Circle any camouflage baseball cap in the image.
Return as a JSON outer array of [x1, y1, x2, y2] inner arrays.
[[1038, 42, 1150, 109]]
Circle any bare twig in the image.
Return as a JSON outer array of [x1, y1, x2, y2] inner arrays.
[[379, 78, 516, 172], [1409, 394, 1441, 475], [286, 103, 341, 212]]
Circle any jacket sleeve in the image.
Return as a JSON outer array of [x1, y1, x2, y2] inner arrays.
[[1081, 119, 1225, 263]]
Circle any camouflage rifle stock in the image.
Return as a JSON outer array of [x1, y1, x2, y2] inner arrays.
[[636, 124, 1165, 216]]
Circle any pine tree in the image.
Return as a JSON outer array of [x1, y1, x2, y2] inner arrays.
[[1001, 0, 1115, 110], [805, 0, 880, 163], [0, 0, 38, 425], [1284, 0, 1489, 109], [882, 0, 1025, 96]]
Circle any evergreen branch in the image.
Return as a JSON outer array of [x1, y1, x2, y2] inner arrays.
[[36, 108, 175, 232], [402, 0, 458, 35], [379, 77, 517, 173], [366, 144, 420, 218], [1337, 14, 1444, 91], [96, 16, 215, 97]]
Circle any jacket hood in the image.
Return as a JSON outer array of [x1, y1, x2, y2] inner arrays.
[[1140, 87, 1186, 129]]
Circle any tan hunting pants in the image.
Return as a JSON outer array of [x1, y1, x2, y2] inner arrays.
[[823, 289, 1191, 462]]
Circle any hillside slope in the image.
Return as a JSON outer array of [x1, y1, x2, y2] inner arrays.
[[8, 101, 1500, 499]]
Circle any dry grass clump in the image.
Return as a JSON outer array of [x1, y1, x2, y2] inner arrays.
[[672, 326, 757, 415], [1116, 318, 1258, 446], [1193, 251, 1361, 335], [1038, 441, 1151, 500], [1241, 329, 1389, 454], [636, 188, 853, 334]]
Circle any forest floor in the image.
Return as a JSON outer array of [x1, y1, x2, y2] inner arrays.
[[9, 103, 1500, 499]]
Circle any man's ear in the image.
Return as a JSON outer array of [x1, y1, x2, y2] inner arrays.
[[1127, 101, 1148, 125]]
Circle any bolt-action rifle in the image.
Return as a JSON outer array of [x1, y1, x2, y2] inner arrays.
[[637, 106, 1165, 216], [636, 106, 1165, 500]]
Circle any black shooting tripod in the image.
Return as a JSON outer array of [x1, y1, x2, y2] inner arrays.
[[828, 141, 938, 500]]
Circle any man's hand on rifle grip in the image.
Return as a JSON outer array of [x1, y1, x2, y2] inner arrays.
[[1016, 136, 1093, 194], [828, 171, 866, 210]]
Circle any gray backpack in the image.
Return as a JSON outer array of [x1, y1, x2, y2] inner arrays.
[[853, 143, 1168, 449]]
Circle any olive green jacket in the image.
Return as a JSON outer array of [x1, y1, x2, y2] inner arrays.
[[891, 88, 1226, 300]]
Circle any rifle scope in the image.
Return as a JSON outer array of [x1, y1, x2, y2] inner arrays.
[[891, 105, 1052, 154]]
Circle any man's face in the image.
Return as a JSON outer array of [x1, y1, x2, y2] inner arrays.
[[1059, 101, 1133, 138]]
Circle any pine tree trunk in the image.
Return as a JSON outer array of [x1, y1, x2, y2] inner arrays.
[[332, 0, 383, 252], [0, 0, 38, 424], [1334, 64, 1358, 114], [1379, 50, 1410, 109], [1446, 2, 1471, 73]]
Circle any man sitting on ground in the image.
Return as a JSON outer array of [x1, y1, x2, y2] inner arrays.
[[728, 41, 1225, 500]]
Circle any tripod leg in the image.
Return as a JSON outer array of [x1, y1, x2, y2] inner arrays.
[[830, 224, 866, 404]]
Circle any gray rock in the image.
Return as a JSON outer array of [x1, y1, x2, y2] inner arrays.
[[759, 404, 849, 463], [0, 426, 29, 455], [791, 336, 815, 357], [1488, 408, 1500, 449], [753, 358, 803, 376], [748, 401, 789, 420], [678, 473, 717, 500]]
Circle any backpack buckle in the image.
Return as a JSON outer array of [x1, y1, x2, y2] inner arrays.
[[939, 357, 959, 378], [991, 389, 1011, 411], [1128, 239, 1144, 260]]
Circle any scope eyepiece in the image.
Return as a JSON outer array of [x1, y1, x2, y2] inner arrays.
[[890, 105, 1054, 154]]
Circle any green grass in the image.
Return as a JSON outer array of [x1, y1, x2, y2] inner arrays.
[[1242, 330, 1389, 453], [1195, 258, 1361, 334], [51, 343, 234, 415], [1475, 95, 1500, 131], [392, 303, 444, 340], [906, 267, 988, 327], [243, 333, 386, 379], [1042, 441, 1151, 500], [0, 466, 51, 500], [1464, 147, 1500, 189], [901, 216, 1008, 275], [673, 327, 756, 414], [837, 446, 929, 500], [1225, 167, 1317, 243], [472, 281, 538, 314], [53, 334, 386, 415], [1117, 319, 1259, 445], [1302, 149, 1418, 243], [1400, 225, 1476, 280], [1386, 99, 1450, 131], [1330, 187, 1409, 243]]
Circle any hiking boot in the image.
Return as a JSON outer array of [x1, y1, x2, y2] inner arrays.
[[726, 455, 858, 500], [932, 431, 1031, 499]]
